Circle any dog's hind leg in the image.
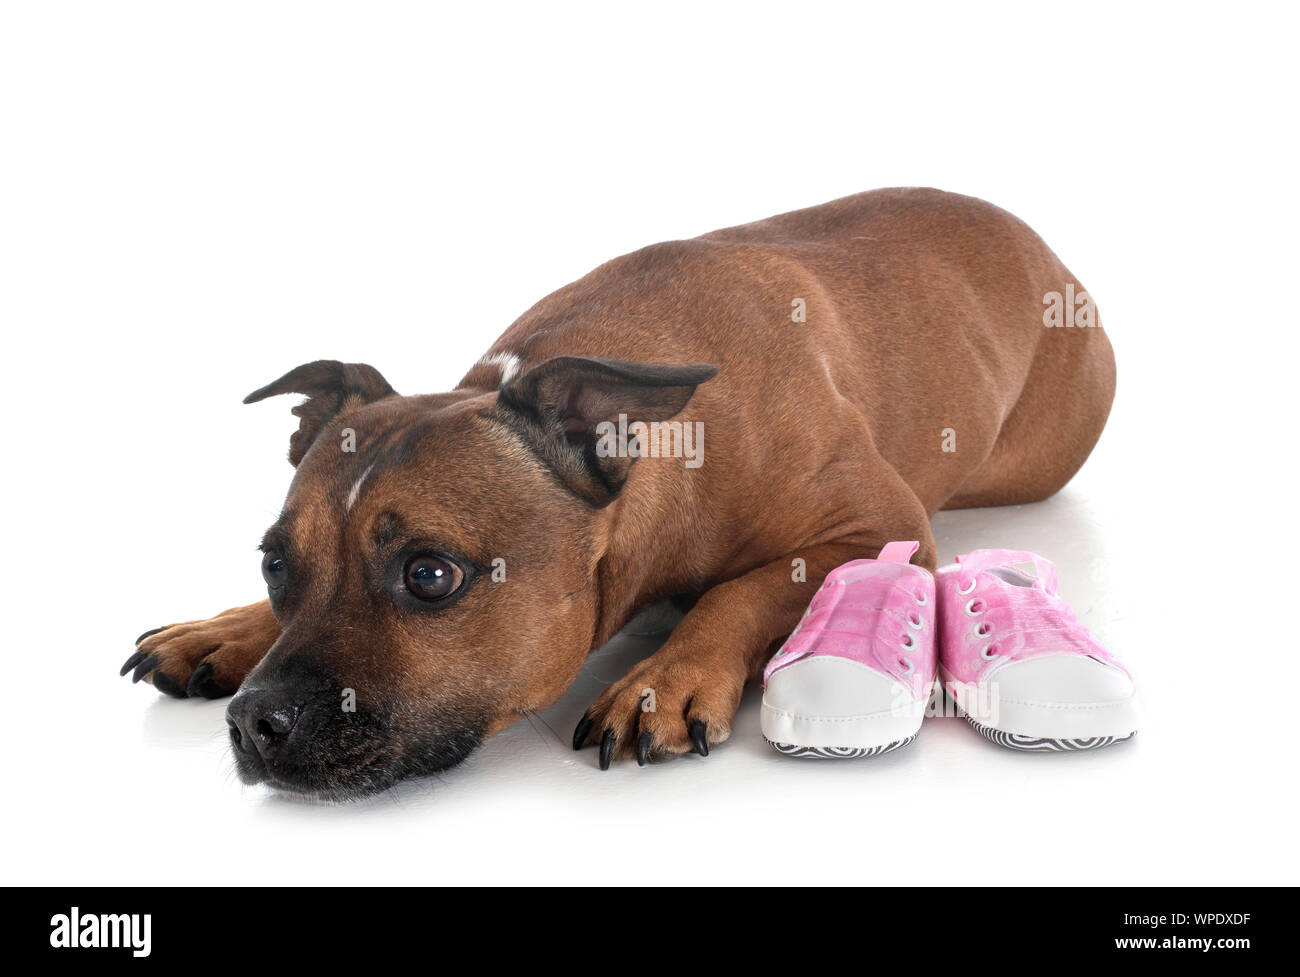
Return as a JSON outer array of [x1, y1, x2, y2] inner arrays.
[[943, 300, 1116, 509], [120, 600, 280, 699]]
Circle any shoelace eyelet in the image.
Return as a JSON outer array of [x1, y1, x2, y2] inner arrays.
[[964, 597, 985, 616], [907, 613, 923, 630], [980, 642, 999, 660], [914, 591, 929, 606], [956, 577, 977, 596], [973, 622, 992, 638], [900, 634, 915, 650], [898, 656, 915, 675]]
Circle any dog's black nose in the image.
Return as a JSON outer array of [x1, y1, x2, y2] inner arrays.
[[227, 689, 302, 762]]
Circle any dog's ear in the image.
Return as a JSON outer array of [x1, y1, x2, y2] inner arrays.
[[496, 355, 717, 506], [243, 360, 396, 466]]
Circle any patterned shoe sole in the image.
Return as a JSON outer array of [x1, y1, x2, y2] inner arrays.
[[765, 734, 917, 759], [965, 716, 1136, 751]]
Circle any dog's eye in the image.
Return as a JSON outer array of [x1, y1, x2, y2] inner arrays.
[[404, 555, 463, 602], [261, 552, 287, 590]]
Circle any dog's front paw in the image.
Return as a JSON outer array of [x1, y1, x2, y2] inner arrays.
[[571, 654, 743, 769], [119, 601, 279, 699]]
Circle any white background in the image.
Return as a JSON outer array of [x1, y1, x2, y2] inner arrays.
[[2, 2, 1296, 885]]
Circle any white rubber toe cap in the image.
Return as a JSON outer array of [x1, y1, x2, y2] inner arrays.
[[969, 655, 1139, 740], [761, 657, 925, 750], [764, 657, 904, 717]]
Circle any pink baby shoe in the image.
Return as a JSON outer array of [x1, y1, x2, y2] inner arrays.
[[935, 549, 1138, 751], [761, 542, 936, 758]]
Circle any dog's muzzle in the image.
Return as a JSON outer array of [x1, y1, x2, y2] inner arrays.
[[225, 680, 485, 799], [227, 687, 303, 768]]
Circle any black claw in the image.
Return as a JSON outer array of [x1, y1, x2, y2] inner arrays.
[[689, 719, 709, 757], [151, 671, 188, 699], [572, 713, 594, 751], [185, 662, 228, 699], [120, 649, 148, 677], [186, 661, 213, 695], [134, 626, 168, 646], [599, 729, 615, 770], [130, 655, 158, 684], [636, 731, 653, 766]]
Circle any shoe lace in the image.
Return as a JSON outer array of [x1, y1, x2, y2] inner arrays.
[[960, 573, 1094, 657]]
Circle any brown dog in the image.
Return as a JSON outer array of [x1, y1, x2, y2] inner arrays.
[[120, 188, 1114, 798]]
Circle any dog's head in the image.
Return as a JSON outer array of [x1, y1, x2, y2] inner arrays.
[[225, 356, 715, 799]]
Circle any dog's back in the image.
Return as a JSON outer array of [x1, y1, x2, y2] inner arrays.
[[478, 187, 1114, 519]]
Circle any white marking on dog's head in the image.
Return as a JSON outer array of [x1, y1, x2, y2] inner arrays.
[[478, 351, 522, 386], [345, 462, 377, 513]]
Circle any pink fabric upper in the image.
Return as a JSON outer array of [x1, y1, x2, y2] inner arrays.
[[763, 541, 936, 700], [935, 548, 1127, 684]]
